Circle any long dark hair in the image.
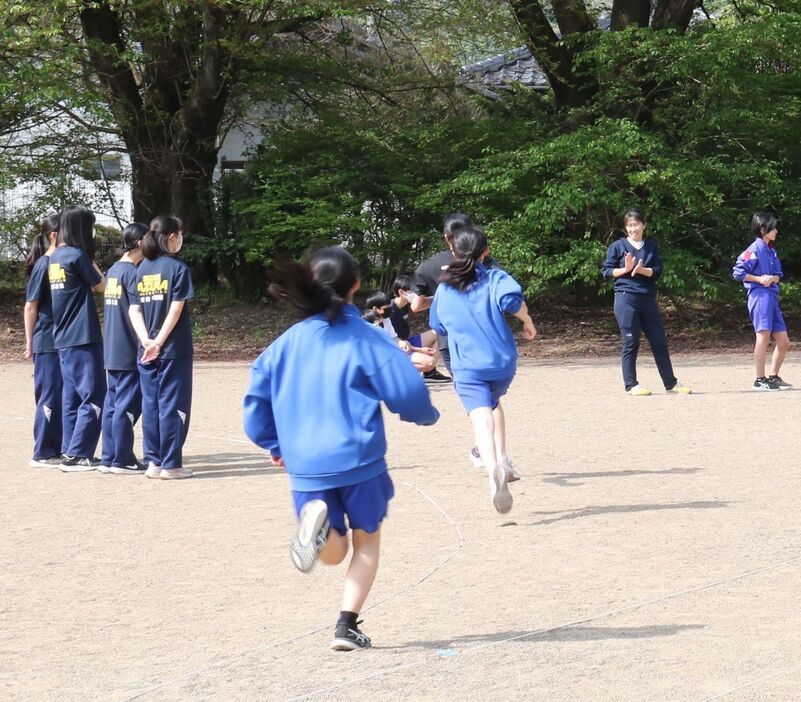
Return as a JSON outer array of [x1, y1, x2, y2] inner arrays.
[[439, 225, 488, 291], [25, 213, 59, 276], [443, 212, 472, 243], [268, 247, 360, 322], [58, 205, 96, 257], [141, 215, 182, 260], [752, 212, 778, 239], [122, 222, 148, 252]]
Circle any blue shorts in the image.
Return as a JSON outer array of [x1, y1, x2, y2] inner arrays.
[[453, 375, 514, 413], [292, 471, 395, 536], [408, 334, 423, 348], [748, 293, 786, 333]]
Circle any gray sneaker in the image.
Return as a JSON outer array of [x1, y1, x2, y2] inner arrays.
[[29, 456, 62, 469], [159, 467, 193, 480], [59, 456, 100, 472], [768, 375, 792, 390], [488, 464, 513, 514], [290, 500, 330, 573]]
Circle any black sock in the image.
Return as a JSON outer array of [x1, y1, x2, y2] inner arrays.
[[337, 610, 358, 627]]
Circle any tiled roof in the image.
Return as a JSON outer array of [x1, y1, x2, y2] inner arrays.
[[460, 47, 548, 98]]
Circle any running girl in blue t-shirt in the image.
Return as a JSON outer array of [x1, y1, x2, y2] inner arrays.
[[429, 225, 536, 514], [24, 213, 63, 468], [99, 223, 148, 474], [128, 216, 194, 480], [244, 247, 439, 651], [49, 205, 107, 472]]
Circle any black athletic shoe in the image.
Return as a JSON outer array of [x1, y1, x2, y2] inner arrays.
[[330, 620, 372, 651], [754, 377, 780, 391], [423, 370, 452, 384], [768, 375, 793, 390], [109, 461, 147, 474], [59, 456, 100, 472]]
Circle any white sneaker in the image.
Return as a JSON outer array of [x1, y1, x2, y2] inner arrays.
[[290, 499, 330, 573], [97, 464, 112, 474], [468, 447, 484, 469], [145, 463, 162, 479], [29, 457, 62, 468], [488, 463, 513, 514], [627, 385, 651, 396], [499, 454, 522, 483], [159, 467, 193, 480], [109, 462, 147, 475]]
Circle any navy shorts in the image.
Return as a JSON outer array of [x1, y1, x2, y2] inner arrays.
[[453, 375, 514, 413], [292, 471, 395, 536], [747, 293, 786, 333]]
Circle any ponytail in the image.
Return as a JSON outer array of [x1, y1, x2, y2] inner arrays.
[[268, 247, 360, 322], [25, 213, 60, 276], [142, 215, 182, 260], [439, 225, 488, 291]]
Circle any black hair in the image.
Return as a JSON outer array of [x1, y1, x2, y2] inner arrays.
[[268, 246, 361, 322], [58, 205, 96, 257], [623, 208, 645, 225], [25, 213, 60, 277], [142, 215, 183, 260], [362, 310, 380, 325], [752, 212, 778, 239], [392, 273, 413, 296], [122, 222, 148, 252], [439, 225, 488, 291], [365, 291, 391, 310], [443, 212, 472, 242]]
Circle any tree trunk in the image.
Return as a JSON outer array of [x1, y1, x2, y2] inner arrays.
[[611, 0, 652, 30], [652, 0, 700, 30]]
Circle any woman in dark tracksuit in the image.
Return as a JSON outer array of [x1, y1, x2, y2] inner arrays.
[[24, 214, 63, 467], [128, 215, 194, 480], [49, 205, 107, 470], [602, 209, 691, 396]]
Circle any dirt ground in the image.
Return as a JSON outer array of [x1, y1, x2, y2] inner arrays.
[[3, 355, 801, 701]]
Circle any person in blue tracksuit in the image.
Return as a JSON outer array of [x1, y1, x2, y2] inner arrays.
[[99, 222, 148, 474], [49, 205, 107, 471], [243, 247, 439, 652], [732, 212, 791, 391], [23, 213, 63, 468], [128, 215, 194, 481], [601, 209, 692, 397], [429, 225, 536, 515]]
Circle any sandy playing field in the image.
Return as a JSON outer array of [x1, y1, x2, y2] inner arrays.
[[2, 355, 801, 701]]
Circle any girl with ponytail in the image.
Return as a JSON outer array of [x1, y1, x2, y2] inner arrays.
[[128, 215, 195, 480], [244, 246, 439, 652], [49, 205, 107, 471], [429, 225, 537, 514], [23, 214, 63, 467]]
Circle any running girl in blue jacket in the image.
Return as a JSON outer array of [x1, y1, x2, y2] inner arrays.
[[732, 212, 791, 390], [429, 225, 536, 514], [243, 247, 439, 652], [24, 214, 63, 467]]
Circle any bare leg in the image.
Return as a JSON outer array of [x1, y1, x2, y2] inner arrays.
[[410, 352, 435, 373], [492, 401, 506, 459], [341, 529, 381, 613], [469, 406, 512, 512], [770, 331, 790, 376], [320, 530, 349, 565], [754, 331, 771, 377], [420, 330, 437, 347]]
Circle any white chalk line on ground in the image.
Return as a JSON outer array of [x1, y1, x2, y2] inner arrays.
[[697, 661, 801, 701], [117, 480, 464, 702], [283, 552, 801, 701]]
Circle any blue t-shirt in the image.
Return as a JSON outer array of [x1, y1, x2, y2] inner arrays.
[[429, 264, 524, 381], [136, 256, 194, 359], [103, 260, 140, 370], [49, 246, 103, 349], [25, 255, 56, 354]]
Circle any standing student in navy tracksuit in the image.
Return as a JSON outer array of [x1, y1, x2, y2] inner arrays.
[[243, 247, 439, 652], [601, 209, 692, 397], [429, 225, 536, 515], [23, 213, 63, 468], [49, 205, 107, 471], [128, 216, 194, 480], [99, 223, 148, 474], [732, 212, 791, 391]]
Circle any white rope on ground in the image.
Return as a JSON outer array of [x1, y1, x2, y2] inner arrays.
[[697, 662, 801, 701], [117, 480, 464, 702], [283, 553, 801, 701]]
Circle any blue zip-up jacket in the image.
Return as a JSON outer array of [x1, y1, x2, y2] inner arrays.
[[732, 237, 782, 296], [428, 264, 524, 381], [601, 238, 663, 296], [243, 304, 439, 491]]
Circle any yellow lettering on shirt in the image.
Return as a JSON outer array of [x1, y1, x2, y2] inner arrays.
[[137, 274, 169, 298], [105, 277, 122, 301], [48, 263, 66, 284]]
